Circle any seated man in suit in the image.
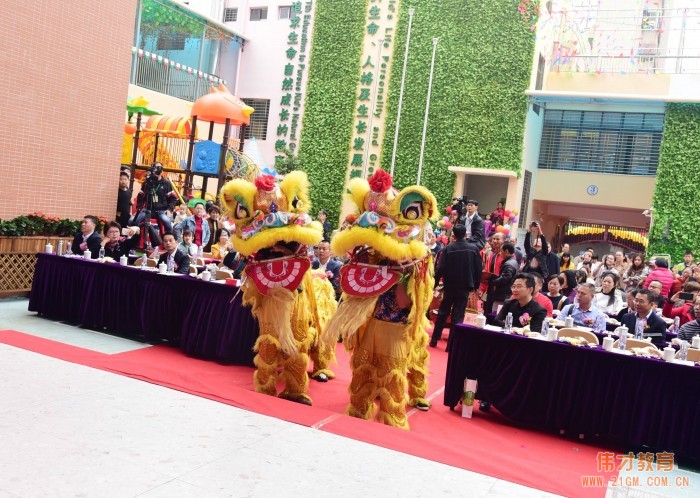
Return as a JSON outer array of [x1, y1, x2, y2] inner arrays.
[[311, 239, 342, 300], [158, 232, 190, 275], [621, 288, 667, 346], [71, 215, 102, 258]]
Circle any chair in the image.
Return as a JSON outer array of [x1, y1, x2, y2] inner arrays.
[[612, 338, 659, 351], [215, 269, 233, 280], [557, 328, 600, 345], [133, 257, 157, 268], [675, 348, 700, 362], [196, 257, 206, 266], [189, 266, 198, 276]]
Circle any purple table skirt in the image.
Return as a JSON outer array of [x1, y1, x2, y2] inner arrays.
[[28, 254, 257, 366], [444, 323, 700, 462]]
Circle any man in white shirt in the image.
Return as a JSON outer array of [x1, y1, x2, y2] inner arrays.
[[463, 199, 485, 250], [311, 240, 342, 299]]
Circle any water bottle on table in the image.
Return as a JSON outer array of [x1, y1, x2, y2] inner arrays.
[[166, 257, 174, 274], [679, 341, 689, 361], [153, 246, 159, 259], [141, 255, 148, 270], [634, 320, 644, 340], [504, 312, 513, 334], [57, 240, 64, 256], [541, 317, 549, 338], [618, 326, 628, 350], [98, 246, 105, 260]]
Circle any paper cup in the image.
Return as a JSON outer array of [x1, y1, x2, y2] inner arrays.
[[565, 317, 574, 328], [201, 271, 211, 282], [603, 336, 614, 352], [547, 328, 559, 342], [462, 379, 477, 419], [158, 263, 167, 274], [663, 347, 675, 362], [119, 255, 128, 266], [692, 336, 700, 349], [475, 315, 487, 329], [83, 250, 91, 260]]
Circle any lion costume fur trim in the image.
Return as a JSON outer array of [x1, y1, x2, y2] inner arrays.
[[243, 278, 298, 356], [330, 227, 429, 264]]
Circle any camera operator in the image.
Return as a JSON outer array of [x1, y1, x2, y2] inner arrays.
[[132, 162, 178, 234]]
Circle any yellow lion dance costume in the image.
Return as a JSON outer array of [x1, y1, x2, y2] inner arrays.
[[322, 169, 437, 429], [220, 172, 337, 405]]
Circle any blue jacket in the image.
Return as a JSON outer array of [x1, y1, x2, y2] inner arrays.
[[174, 216, 210, 247]]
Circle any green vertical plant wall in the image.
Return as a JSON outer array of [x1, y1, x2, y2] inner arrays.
[[381, 0, 535, 211], [298, 1, 367, 222], [648, 103, 700, 262]]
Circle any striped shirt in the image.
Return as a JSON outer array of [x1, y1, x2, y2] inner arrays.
[[677, 319, 700, 342]]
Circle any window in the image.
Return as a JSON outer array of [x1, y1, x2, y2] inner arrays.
[[157, 33, 186, 51], [538, 110, 663, 176], [241, 99, 270, 140], [279, 6, 292, 19], [223, 8, 238, 22], [518, 171, 532, 229], [250, 7, 268, 21]]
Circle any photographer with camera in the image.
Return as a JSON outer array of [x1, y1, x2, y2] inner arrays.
[[132, 162, 178, 235]]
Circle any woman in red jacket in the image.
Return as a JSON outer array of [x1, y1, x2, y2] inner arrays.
[[643, 258, 675, 297], [663, 281, 700, 326]]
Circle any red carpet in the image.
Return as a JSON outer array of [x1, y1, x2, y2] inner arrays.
[[0, 329, 618, 497]]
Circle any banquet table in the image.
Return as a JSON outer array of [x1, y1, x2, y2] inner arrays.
[[28, 253, 258, 365], [444, 323, 700, 462]]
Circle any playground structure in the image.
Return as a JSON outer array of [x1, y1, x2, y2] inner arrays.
[[122, 86, 258, 203]]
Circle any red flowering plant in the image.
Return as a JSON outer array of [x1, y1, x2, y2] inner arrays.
[[255, 175, 276, 192], [0, 212, 102, 237]]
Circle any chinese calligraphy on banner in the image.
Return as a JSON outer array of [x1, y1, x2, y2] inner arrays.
[[274, 1, 315, 169], [346, 0, 399, 182]]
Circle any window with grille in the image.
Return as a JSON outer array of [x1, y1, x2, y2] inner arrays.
[[279, 6, 292, 19], [223, 8, 238, 22], [241, 99, 270, 140], [250, 7, 268, 21], [538, 110, 664, 176], [519, 170, 532, 229], [157, 33, 187, 51]]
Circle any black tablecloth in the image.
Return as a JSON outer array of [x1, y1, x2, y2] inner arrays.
[[444, 324, 700, 462], [28, 254, 257, 365]]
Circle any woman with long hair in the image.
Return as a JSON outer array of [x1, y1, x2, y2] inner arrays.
[[593, 272, 624, 314], [559, 252, 574, 271], [622, 253, 649, 290], [559, 269, 579, 302], [593, 253, 619, 287]]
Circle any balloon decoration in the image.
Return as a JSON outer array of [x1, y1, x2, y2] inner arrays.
[[124, 122, 137, 135]]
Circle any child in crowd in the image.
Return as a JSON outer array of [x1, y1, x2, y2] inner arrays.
[[179, 229, 198, 260]]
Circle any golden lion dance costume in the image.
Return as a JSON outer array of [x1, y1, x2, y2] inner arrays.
[[220, 172, 337, 405], [322, 169, 437, 429]]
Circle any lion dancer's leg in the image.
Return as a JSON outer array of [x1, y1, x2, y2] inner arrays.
[[253, 328, 281, 396], [376, 367, 409, 430], [309, 334, 335, 381], [347, 356, 377, 421], [308, 274, 337, 381], [407, 328, 430, 410], [278, 349, 311, 405], [278, 290, 314, 405]]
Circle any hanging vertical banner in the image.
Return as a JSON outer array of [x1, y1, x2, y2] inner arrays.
[[346, 0, 400, 181], [274, 0, 315, 169]]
